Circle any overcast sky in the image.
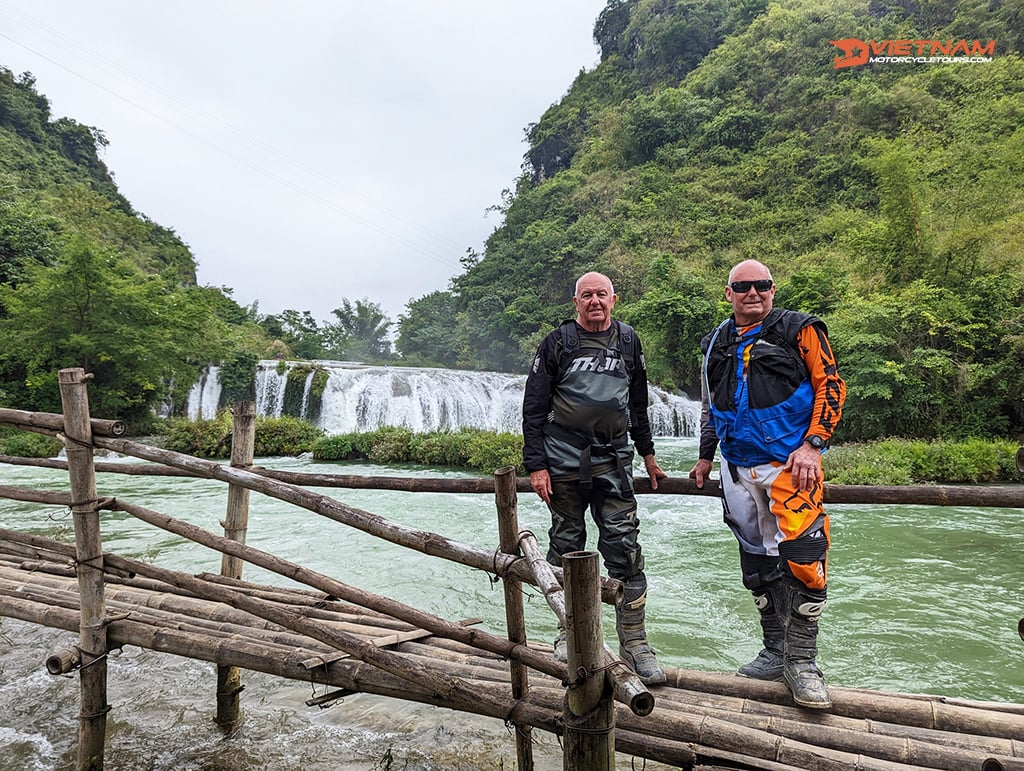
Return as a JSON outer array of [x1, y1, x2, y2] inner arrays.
[[0, 1, 608, 325]]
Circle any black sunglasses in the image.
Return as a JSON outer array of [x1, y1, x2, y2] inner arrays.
[[730, 279, 773, 293]]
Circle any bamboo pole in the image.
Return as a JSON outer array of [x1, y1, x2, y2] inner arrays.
[[13, 541, 1023, 768], [651, 685, 1024, 757], [0, 519, 571, 682], [3, 565, 1021, 770], [5, 447, 1024, 508], [216, 400, 256, 732], [1, 595, 704, 768], [0, 407, 126, 437], [494, 465, 534, 770], [57, 368, 107, 771], [562, 550, 614, 769], [4, 485, 1024, 740], [664, 668, 1024, 740]]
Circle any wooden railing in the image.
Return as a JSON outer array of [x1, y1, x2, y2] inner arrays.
[[3, 370, 1024, 771]]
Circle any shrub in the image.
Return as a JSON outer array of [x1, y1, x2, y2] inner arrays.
[[824, 439, 1021, 485], [408, 429, 483, 467], [163, 413, 233, 457], [366, 427, 415, 464], [312, 433, 362, 461], [254, 415, 324, 457], [0, 430, 64, 458], [164, 413, 323, 458], [465, 431, 524, 474]]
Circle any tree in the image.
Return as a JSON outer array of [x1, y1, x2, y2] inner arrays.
[[258, 309, 324, 359], [0, 236, 228, 427], [396, 290, 459, 366], [827, 280, 1014, 441], [618, 255, 717, 394], [324, 298, 392, 362]]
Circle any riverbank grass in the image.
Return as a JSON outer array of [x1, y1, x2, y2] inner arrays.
[[823, 438, 1021, 485]]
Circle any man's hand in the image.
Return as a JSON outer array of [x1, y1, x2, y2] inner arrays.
[[530, 469, 552, 503], [643, 454, 668, 490], [688, 458, 713, 489], [784, 443, 823, 492]]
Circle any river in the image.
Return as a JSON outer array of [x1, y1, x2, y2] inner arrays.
[[2, 437, 1022, 770]]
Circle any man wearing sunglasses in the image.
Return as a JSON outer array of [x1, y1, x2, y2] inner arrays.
[[689, 259, 846, 709]]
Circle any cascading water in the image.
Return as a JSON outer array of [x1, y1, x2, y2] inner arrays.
[[186, 360, 701, 436], [187, 365, 222, 421]]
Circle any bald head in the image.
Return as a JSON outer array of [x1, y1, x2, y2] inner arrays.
[[727, 260, 772, 285], [725, 260, 776, 326], [574, 272, 617, 332], [575, 271, 614, 297]]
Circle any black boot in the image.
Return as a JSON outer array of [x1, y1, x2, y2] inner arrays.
[[737, 582, 784, 681], [782, 579, 831, 709], [615, 572, 666, 686]]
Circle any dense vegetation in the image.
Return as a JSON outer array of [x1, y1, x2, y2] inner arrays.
[[2, 0, 1023, 445], [437, 0, 1024, 443]]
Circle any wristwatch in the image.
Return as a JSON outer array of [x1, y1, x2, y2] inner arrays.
[[804, 435, 826, 449]]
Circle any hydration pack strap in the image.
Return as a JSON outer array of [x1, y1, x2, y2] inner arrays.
[[544, 423, 632, 494]]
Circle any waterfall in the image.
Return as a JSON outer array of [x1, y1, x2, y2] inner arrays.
[[184, 360, 701, 437], [186, 365, 222, 421]]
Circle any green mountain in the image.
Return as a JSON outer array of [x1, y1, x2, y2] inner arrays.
[[411, 0, 1023, 440]]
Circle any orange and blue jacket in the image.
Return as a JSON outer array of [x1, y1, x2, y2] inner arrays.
[[699, 309, 846, 466]]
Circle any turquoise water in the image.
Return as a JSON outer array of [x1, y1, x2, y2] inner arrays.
[[1, 438, 1022, 769]]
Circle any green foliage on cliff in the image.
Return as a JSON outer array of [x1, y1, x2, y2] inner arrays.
[[426, 0, 1024, 441]]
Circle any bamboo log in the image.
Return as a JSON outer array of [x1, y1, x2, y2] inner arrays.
[[5, 527, 1024, 761], [220, 400, 255, 581], [5, 449, 1024, 507], [494, 465, 534, 770], [10, 559, 1018, 767], [58, 368, 107, 771], [664, 669, 1024, 740], [46, 647, 81, 675], [82, 435, 630, 606], [195, 572, 406, 620], [10, 545, 1023, 766], [562, 550, 615, 768], [0, 578, 361, 658], [6, 585, 1020, 770], [0, 523, 573, 685], [0, 407, 126, 438], [217, 400, 256, 733], [525, 686, 934, 771], [637, 685, 1009, 770], [652, 684, 1024, 758], [1, 552, 606, 764], [2, 597, 702, 767], [0, 471, 627, 607]]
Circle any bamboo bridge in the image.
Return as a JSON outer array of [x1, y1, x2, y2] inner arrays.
[[2, 369, 1024, 771]]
